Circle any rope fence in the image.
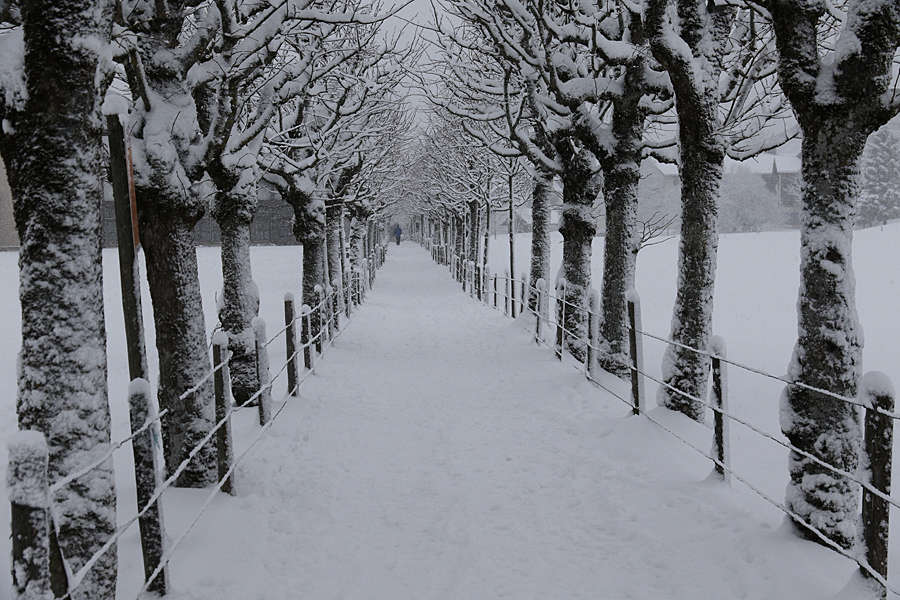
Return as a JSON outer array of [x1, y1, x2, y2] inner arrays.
[[8, 243, 389, 599], [429, 241, 897, 598]]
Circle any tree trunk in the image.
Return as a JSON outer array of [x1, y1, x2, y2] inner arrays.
[[303, 236, 326, 339], [326, 200, 345, 312], [529, 171, 553, 312], [656, 116, 722, 421], [468, 199, 480, 268], [647, 0, 731, 421], [139, 209, 217, 487], [209, 157, 262, 408], [0, 2, 118, 596], [781, 118, 868, 549], [598, 87, 643, 379], [508, 174, 515, 296], [483, 202, 491, 279], [217, 217, 260, 407], [557, 143, 601, 361]]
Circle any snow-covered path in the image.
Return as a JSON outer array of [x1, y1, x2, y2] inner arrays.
[[163, 242, 856, 600]]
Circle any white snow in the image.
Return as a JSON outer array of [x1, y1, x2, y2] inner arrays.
[[0, 224, 897, 598], [860, 371, 896, 408], [7, 430, 48, 509]]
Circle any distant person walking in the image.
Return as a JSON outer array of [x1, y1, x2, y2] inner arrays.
[[394, 225, 402, 245]]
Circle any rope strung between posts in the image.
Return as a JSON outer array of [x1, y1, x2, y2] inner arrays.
[[47, 278, 364, 599], [528, 280, 900, 513], [137, 299, 354, 597], [445, 251, 896, 594]]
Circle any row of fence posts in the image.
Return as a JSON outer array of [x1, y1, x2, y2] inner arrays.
[[9, 244, 388, 599], [433, 240, 894, 597]]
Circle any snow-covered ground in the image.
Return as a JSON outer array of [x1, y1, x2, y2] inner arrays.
[[0, 225, 897, 598]]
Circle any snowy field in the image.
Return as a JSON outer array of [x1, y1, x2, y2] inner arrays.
[[0, 224, 896, 598]]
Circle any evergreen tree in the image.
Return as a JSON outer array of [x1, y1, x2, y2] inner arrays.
[[858, 127, 900, 228]]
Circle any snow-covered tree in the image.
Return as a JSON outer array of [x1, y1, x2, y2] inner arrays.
[[262, 21, 406, 337], [765, 0, 900, 548], [648, 2, 794, 420], [858, 126, 900, 228], [116, 1, 222, 486], [0, 1, 117, 596]]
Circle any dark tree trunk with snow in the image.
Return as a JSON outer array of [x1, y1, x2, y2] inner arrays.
[[468, 199, 480, 269], [647, 0, 733, 422], [597, 74, 644, 378], [529, 171, 553, 312], [781, 124, 866, 548], [210, 164, 261, 408], [557, 141, 601, 361], [326, 200, 345, 310], [285, 187, 326, 340], [124, 2, 217, 487], [218, 217, 260, 405], [769, 0, 900, 546], [0, 2, 117, 596], [138, 206, 217, 487]]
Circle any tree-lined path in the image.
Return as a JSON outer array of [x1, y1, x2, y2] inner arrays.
[[161, 242, 854, 600]]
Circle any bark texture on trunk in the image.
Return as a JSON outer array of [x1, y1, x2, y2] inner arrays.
[[124, 1, 217, 487], [597, 78, 643, 378], [139, 209, 217, 487], [209, 158, 262, 407], [781, 123, 866, 549], [769, 0, 900, 548], [647, 0, 733, 422], [529, 172, 553, 312], [656, 120, 722, 421], [217, 216, 260, 406], [557, 142, 601, 362], [326, 200, 345, 311], [0, 2, 118, 595]]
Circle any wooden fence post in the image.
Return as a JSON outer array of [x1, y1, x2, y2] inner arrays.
[[301, 304, 312, 371], [8, 430, 51, 600], [253, 318, 272, 426], [284, 294, 299, 396], [861, 371, 895, 593], [212, 332, 235, 496], [504, 270, 511, 317], [587, 290, 599, 379], [330, 280, 341, 333], [556, 280, 565, 361], [535, 278, 545, 345], [127, 379, 169, 594], [314, 286, 324, 354], [709, 336, 731, 486], [493, 273, 498, 310], [520, 273, 528, 319], [626, 289, 645, 415]]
